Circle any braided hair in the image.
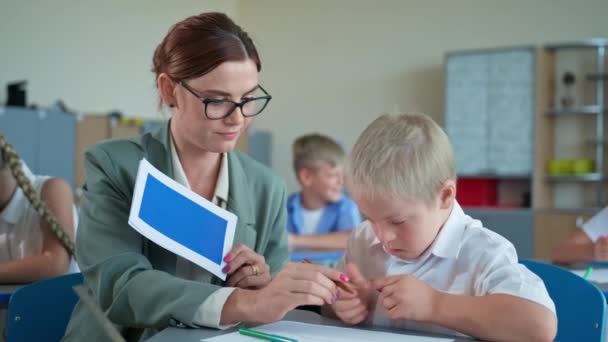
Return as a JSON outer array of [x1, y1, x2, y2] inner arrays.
[[0, 133, 75, 256]]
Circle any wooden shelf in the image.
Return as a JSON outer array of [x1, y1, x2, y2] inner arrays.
[[545, 173, 603, 182], [545, 106, 606, 116]]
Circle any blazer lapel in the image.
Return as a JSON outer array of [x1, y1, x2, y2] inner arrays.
[[226, 153, 257, 252]]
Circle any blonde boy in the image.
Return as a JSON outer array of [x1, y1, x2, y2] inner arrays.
[[328, 113, 556, 341], [287, 134, 361, 250]]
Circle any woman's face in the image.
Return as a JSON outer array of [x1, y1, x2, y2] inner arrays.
[[171, 59, 259, 154]]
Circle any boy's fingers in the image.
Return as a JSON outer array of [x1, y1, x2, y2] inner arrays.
[[345, 263, 369, 288], [370, 275, 401, 290], [334, 297, 362, 312]]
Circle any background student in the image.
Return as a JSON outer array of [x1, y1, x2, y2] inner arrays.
[[0, 135, 78, 342], [287, 134, 361, 250], [552, 207, 608, 264]]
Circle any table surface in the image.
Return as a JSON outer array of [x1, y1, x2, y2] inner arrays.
[[147, 310, 473, 342], [0, 283, 24, 308]]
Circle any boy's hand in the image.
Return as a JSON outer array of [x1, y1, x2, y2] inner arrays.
[[371, 275, 440, 322], [332, 263, 371, 325], [593, 235, 608, 261]]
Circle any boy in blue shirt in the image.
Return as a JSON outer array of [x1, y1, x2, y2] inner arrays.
[[287, 134, 361, 250]]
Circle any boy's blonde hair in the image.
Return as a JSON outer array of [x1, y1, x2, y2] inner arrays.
[[293, 134, 345, 174], [347, 113, 456, 204]]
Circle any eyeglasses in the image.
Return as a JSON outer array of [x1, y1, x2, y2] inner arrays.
[[177, 80, 272, 120]]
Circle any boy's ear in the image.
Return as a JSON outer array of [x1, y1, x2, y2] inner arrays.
[[297, 168, 314, 187], [157, 73, 178, 108], [439, 179, 456, 209]]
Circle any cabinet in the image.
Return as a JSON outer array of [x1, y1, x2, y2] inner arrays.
[[0, 106, 76, 185], [445, 47, 535, 177], [534, 39, 608, 210]]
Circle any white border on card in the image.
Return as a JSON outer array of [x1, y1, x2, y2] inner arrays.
[[128, 158, 237, 280]]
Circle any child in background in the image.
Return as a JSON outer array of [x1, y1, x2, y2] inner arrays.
[[552, 207, 608, 264], [0, 134, 78, 341], [287, 134, 361, 250], [327, 113, 556, 341], [0, 135, 78, 282]]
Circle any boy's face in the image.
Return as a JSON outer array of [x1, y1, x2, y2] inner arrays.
[[354, 187, 453, 260], [299, 161, 344, 203]]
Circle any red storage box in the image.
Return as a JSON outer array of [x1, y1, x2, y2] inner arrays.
[[456, 177, 498, 207]]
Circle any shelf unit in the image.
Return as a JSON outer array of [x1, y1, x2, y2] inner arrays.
[[534, 39, 608, 210]]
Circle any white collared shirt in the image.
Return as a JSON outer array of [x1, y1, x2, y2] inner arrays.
[[170, 137, 235, 329], [340, 201, 556, 337], [0, 161, 79, 273]]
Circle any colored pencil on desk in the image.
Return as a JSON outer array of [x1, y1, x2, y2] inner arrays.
[[584, 266, 594, 280], [238, 327, 298, 342]]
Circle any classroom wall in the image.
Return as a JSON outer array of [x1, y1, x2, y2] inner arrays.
[[0, 0, 239, 118], [1, 0, 607, 193], [238, 0, 608, 193]]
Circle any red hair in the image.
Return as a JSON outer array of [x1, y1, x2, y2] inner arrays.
[[152, 12, 260, 107]]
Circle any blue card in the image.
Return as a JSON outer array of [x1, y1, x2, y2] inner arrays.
[[129, 159, 237, 280]]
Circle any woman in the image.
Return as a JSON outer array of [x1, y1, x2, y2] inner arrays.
[[63, 12, 345, 341]]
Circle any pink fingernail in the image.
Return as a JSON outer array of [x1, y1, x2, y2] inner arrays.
[[222, 265, 230, 273], [340, 274, 350, 282], [223, 254, 232, 262], [330, 295, 337, 304]]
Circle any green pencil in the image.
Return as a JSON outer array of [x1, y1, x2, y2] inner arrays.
[[238, 327, 298, 342], [583, 266, 593, 279]]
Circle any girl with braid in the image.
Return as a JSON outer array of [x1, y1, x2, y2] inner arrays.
[[0, 134, 79, 341], [0, 135, 78, 283]]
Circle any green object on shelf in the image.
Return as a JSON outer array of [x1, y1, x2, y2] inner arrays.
[[572, 159, 595, 174], [547, 159, 574, 175]]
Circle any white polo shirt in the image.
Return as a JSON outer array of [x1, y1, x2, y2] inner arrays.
[[0, 162, 79, 273], [339, 201, 555, 337]]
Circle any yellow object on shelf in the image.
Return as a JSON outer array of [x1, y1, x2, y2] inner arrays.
[[547, 159, 573, 175], [572, 159, 595, 174]]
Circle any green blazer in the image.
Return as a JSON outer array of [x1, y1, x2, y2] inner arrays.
[[63, 122, 289, 341]]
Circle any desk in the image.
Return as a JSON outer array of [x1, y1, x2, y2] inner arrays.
[[289, 248, 344, 262], [0, 284, 23, 308], [565, 263, 608, 297], [146, 310, 472, 342]]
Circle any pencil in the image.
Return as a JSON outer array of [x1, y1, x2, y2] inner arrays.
[[238, 327, 298, 342], [583, 266, 593, 280]]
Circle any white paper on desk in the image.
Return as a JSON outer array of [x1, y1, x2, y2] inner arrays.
[[572, 268, 608, 284], [582, 207, 608, 242], [204, 321, 456, 342], [129, 158, 237, 280]]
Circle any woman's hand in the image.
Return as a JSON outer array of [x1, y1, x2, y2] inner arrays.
[[221, 262, 350, 325], [593, 235, 608, 261], [224, 244, 271, 289]]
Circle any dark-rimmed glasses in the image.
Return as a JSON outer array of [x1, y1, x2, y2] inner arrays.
[[177, 80, 272, 120]]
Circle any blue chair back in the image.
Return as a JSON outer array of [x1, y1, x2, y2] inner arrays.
[[520, 259, 606, 342], [7, 273, 83, 342]]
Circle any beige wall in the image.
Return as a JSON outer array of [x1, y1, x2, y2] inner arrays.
[[0, 0, 239, 118], [238, 0, 608, 192], [1, 0, 607, 193]]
